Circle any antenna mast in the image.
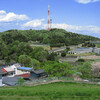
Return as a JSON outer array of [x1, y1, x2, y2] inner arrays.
[[47, 5, 52, 31]]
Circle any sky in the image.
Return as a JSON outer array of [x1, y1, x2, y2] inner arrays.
[[0, 0, 100, 37]]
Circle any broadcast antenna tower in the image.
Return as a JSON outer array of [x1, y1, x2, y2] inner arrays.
[[47, 5, 52, 31]]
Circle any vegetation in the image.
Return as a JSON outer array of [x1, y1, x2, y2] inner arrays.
[[61, 52, 66, 57], [0, 28, 99, 63], [77, 58, 85, 62], [82, 42, 96, 47], [96, 44, 100, 48], [17, 78, 25, 85], [0, 28, 99, 79], [0, 82, 100, 100], [75, 62, 92, 78], [42, 61, 74, 77]]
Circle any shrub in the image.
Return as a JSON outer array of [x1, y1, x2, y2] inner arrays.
[[77, 58, 85, 62], [61, 52, 66, 57]]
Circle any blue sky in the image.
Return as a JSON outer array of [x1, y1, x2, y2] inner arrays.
[[0, 0, 100, 37]]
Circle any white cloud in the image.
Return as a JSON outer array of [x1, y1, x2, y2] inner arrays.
[[0, 10, 29, 22], [43, 23, 100, 36], [75, 0, 100, 4], [22, 19, 45, 28]]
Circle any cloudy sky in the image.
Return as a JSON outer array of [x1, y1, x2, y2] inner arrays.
[[0, 0, 100, 37]]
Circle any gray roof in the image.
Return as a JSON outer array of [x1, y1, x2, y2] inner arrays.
[[32, 69, 45, 74], [2, 76, 21, 86]]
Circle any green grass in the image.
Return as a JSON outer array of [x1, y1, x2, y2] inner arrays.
[[96, 44, 100, 48], [0, 82, 100, 100]]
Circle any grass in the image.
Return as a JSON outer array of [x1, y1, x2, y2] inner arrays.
[[0, 82, 100, 100], [96, 44, 100, 48]]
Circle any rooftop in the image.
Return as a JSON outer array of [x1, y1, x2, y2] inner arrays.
[[17, 67, 32, 71], [32, 69, 45, 74]]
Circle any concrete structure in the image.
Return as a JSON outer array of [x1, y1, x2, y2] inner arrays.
[[90, 41, 100, 44], [68, 47, 93, 54], [48, 47, 66, 54]]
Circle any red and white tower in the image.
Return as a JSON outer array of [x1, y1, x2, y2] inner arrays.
[[47, 5, 52, 31]]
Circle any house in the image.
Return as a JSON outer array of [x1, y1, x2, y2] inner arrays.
[[30, 69, 47, 79], [3, 63, 21, 77], [0, 68, 6, 87], [15, 67, 33, 78]]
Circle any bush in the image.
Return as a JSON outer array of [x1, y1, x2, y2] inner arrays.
[[61, 52, 66, 57], [17, 78, 25, 85], [77, 59, 85, 62]]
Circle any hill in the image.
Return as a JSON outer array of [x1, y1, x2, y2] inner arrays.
[[0, 28, 99, 46], [0, 28, 99, 63]]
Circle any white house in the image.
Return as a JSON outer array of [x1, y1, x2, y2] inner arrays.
[[3, 63, 21, 77]]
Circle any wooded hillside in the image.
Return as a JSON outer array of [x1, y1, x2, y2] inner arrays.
[[0, 28, 99, 63]]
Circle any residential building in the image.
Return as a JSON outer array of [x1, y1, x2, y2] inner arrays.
[[30, 69, 47, 79], [15, 67, 33, 78]]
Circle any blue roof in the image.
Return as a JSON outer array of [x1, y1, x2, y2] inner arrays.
[[17, 67, 32, 71]]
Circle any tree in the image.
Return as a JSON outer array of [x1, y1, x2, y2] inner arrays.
[[77, 58, 85, 62], [76, 62, 92, 78], [43, 62, 73, 77], [31, 47, 48, 62], [91, 62, 100, 78], [47, 52, 58, 61], [61, 52, 66, 57], [31, 59, 40, 70], [18, 55, 32, 67]]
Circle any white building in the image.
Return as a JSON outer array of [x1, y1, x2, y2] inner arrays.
[[3, 63, 21, 77], [68, 47, 93, 54]]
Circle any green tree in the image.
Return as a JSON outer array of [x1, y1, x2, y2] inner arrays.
[[31, 47, 48, 62], [44, 62, 73, 77], [61, 52, 66, 57], [18, 55, 32, 67], [76, 62, 92, 78], [47, 52, 58, 61], [31, 59, 40, 70]]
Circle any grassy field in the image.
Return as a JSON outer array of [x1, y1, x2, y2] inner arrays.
[[0, 82, 100, 100]]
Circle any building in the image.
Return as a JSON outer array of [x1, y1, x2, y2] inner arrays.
[[15, 67, 33, 78], [68, 47, 93, 54], [30, 69, 47, 79], [3, 63, 21, 77], [0, 68, 5, 87]]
